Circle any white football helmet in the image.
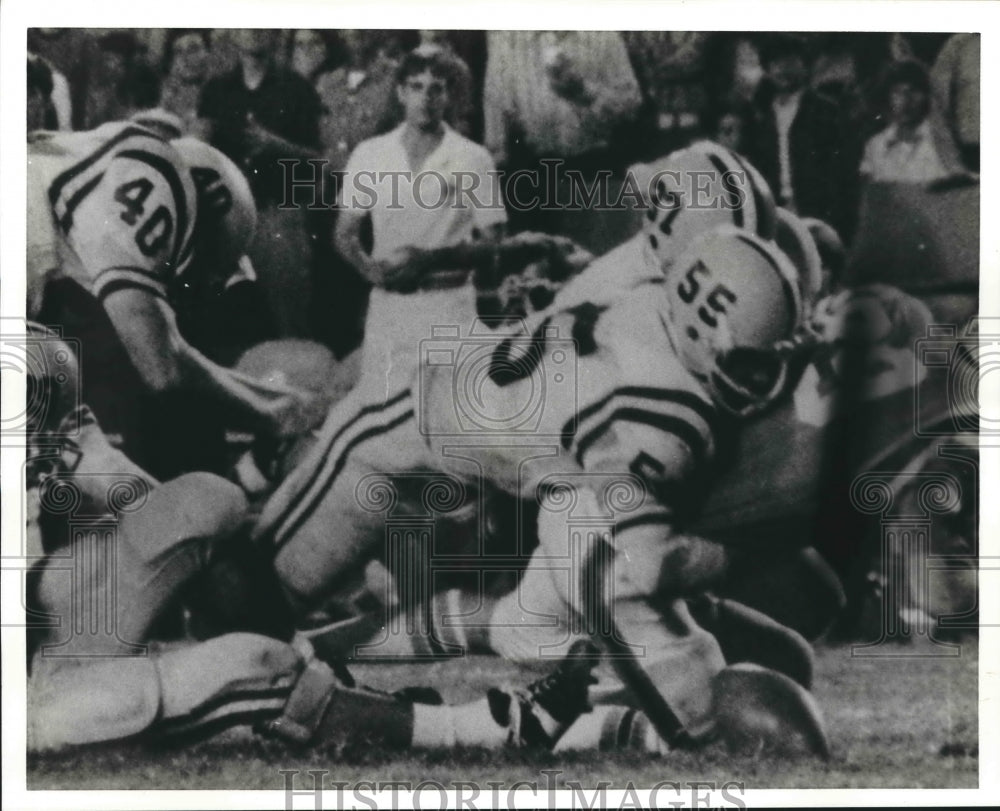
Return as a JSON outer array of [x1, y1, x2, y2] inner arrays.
[[774, 207, 823, 317], [663, 226, 802, 417], [636, 140, 777, 274], [800, 217, 846, 296], [171, 136, 257, 273]]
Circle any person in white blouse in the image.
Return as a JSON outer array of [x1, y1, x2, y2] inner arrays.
[[860, 60, 951, 185]]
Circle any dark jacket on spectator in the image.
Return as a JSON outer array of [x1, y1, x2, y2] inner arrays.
[[198, 65, 321, 204], [748, 82, 853, 235]]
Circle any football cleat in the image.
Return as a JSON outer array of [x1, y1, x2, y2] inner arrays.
[[491, 639, 601, 749]]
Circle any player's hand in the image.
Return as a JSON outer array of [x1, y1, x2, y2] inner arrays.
[[506, 232, 593, 282], [377, 246, 431, 292], [265, 387, 328, 439]]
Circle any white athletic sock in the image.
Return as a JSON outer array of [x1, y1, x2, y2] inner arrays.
[[554, 705, 669, 754], [410, 696, 514, 749]]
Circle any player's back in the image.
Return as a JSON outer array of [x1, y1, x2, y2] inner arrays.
[[551, 233, 660, 311], [27, 121, 198, 317], [421, 281, 720, 510]]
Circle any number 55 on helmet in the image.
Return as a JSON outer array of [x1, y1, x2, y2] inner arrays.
[[662, 226, 803, 418]]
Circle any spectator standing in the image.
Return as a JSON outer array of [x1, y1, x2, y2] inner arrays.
[[28, 28, 97, 130], [313, 30, 402, 176], [622, 31, 714, 158], [484, 30, 641, 251], [931, 33, 980, 172], [335, 48, 507, 393], [198, 29, 322, 202], [27, 54, 70, 131], [860, 60, 952, 184], [198, 29, 323, 339], [83, 31, 160, 129], [706, 97, 755, 156], [747, 34, 851, 234], [418, 31, 476, 137], [290, 29, 347, 85], [27, 55, 53, 133], [206, 29, 241, 78], [159, 29, 212, 137], [420, 30, 488, 142]]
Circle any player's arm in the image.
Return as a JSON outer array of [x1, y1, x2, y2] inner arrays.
[[61, 143, 323, 438], [101, 288, 324, 438]]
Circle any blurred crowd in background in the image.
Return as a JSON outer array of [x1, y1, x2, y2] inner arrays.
[[28, 28, 980, 358]]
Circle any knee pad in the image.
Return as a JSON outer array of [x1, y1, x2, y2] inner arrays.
[[538, 490, 727, 608], [155, 633, 304, 729]]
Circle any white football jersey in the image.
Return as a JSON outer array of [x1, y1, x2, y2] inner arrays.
[[421, 281, 720, 521], [27, 122, 198, 316], [552, 233, 661, 310]]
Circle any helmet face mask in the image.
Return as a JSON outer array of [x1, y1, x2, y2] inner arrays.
[[663, 226, 802, 418], [710, 345, 789, 418]]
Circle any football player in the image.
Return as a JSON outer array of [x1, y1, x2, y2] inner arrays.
[[27, 114, 323, 477], [24, 356, 810, 759], [551, 140, 777, 311], [252, 141, 779, 603], [252, 219, 829, 756], [414, 225, 825, 753], [22, 335, 602, 755]]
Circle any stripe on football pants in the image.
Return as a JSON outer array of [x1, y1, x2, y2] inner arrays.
[[581, 535, 693, 750], [156, 686, 291, 740], [265, 390, 413, 550]]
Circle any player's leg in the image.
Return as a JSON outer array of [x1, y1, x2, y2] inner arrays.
[[28, 630, 600, 754], [541, 487, 726, 729], [258, 380, 450, 615], [27, 632, 298, 751], [32, 471, 250, 659]]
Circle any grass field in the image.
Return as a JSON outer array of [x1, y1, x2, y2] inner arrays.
[[27, 637, 978, 791]]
